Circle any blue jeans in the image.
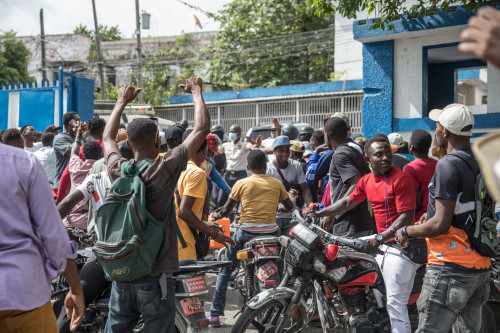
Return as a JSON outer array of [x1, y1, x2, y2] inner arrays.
[[416, 269, 490, 333], [105, 275, 175, 333], [210, 228, 279, 316]]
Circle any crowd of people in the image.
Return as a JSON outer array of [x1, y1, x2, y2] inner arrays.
[[2, 5, 500, 333]]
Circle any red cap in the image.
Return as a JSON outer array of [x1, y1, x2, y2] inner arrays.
[[207, 133, 221, 154]]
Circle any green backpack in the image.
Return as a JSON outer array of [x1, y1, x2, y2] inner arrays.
[[93, 159, 186, 281]]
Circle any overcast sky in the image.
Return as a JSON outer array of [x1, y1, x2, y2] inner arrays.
[[0, 0, 231, 38]]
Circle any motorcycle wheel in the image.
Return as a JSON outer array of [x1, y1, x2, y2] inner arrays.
[[480, 303, 496, 333], [231, 299, 306, 333], [175, 311, 188, 333]]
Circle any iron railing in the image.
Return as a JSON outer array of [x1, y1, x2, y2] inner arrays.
[[155, 92, 363, 134]]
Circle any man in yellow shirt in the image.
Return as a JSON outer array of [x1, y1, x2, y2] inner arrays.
[[176, 134, 234, 260], [208, 149, 294, 327]]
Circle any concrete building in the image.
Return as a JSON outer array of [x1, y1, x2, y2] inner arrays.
[[8, 31, 215, 93], [334, 2, 500, 140], [4, 34, 93, 84]]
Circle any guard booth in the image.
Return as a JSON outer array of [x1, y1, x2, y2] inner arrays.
[[0, 67, 94, 131]]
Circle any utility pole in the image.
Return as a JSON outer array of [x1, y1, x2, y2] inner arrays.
[[91, 0, 106, 99], [135, 0, 144, 103], [39, 8, 47, 81]]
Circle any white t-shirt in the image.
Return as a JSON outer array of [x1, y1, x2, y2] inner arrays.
[[24, 142, 43, 153], [266, 159, 306, 219], [76, 170, 112, 235], [218, 140, 251, 172], [33, 146, 56, 188]]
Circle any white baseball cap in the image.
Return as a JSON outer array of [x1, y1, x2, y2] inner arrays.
[[388, 132, 404, 148], [429, 104, 474, 136]]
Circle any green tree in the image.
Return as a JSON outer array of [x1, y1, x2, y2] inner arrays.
[[313, 0, 481, 31], [74, 24, 122, 41], [206, 0, 335, 89], [132, 56, 175, 106], [0, 31, 33, 86]]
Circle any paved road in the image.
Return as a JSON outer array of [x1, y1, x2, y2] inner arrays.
[[199, 273, 323, 333]]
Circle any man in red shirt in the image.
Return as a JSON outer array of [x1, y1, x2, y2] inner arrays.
[[403, 129, 437, 222], [316, 136, 417, 333]]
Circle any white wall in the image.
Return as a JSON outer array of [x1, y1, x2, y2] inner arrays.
[[393, 27, 463, 119], [334, 13, 363, 81], [487, 64, 500, 113]]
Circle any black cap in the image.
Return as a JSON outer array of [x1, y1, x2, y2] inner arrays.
[[166, 125, 184, 145], [44, 125, 62, 133], [117, 140, 134, 160]]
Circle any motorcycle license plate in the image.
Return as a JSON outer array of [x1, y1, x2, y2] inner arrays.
[[180, 297, 204, 316], [256, 245, 279, 257], [256, 261, 278, 282]]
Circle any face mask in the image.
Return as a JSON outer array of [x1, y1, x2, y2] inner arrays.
[[229, 133, 238, 141]]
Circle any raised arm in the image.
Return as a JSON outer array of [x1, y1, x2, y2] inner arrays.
[[103, 86, 142, 159], [71, 123, 88, 158], [179, 77, 211, 160]]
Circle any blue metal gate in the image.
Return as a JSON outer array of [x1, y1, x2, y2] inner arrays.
[[0, 67, 94, 131]]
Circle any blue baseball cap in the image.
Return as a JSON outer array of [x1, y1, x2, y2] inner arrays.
[[272, 135, 292, 149]]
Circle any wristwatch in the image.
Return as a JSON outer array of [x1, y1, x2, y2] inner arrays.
[[375, 233, 385, 245], [401, 226, 409, 239]]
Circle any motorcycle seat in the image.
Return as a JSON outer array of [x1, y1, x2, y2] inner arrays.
[[174, 260, 232, 275], [244, 236, 281, 246]]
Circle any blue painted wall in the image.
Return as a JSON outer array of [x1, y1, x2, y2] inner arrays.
[[19, 90, 55, 130], [353, 3, 500, 40], [74, 77, 95, 122], [458, 69, 480, 80], [361, 40, 394, 138], [168, 80, 363, 104], [425, 57, 485, 113], [0, 93, 8, 130], [394, 113, 500, 132]]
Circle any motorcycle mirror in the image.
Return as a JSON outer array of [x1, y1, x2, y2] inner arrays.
[[325, 244, 339, 261]]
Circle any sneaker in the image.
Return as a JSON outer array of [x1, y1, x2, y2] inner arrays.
[[207, 315, 221, 327]]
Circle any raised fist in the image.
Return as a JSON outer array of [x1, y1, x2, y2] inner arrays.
[[179, 77, 203, 94]]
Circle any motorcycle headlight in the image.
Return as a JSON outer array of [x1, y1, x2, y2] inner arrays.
[[325, 267, 347, 282]]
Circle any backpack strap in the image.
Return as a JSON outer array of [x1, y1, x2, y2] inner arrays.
[[451, 151, 480, 176], [175, 186, 200, 244], [121, 158, 154, 177], [169, 197, 187, 249], [273, 161, 291, 191]]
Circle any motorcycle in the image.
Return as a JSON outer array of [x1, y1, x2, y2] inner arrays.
[[52, 256, 231, 332], [174, 260, 231, 333], [232, 212, 497, 333], [233, 235, 283, 302]]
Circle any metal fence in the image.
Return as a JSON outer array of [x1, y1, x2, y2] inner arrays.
[[155, 92, 363, 134]]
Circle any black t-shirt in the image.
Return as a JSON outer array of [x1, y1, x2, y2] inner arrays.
[[427, 150, 476, 225], [107, 145, 188, 275], [329, 144, 375, 236], [427, 149, 490, 272]]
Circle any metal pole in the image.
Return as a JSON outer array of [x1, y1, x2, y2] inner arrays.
[[296, 100, 300, 122], [135, 0, 144, 103], [91, 0, 106, 100], [39, 9, 47, 81]]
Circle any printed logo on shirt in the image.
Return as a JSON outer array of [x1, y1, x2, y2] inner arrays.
[[86, 182, 95, 195]]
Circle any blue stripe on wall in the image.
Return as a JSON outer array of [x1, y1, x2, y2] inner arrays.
[[0, 93, 8, 130], [353, 3, 500, 40], [362, 40, 394, 138], [393, 113, 500, 132], [168, 80, 363, 104], [458, 69, 480, 80], [19, 90, 55, 131]]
